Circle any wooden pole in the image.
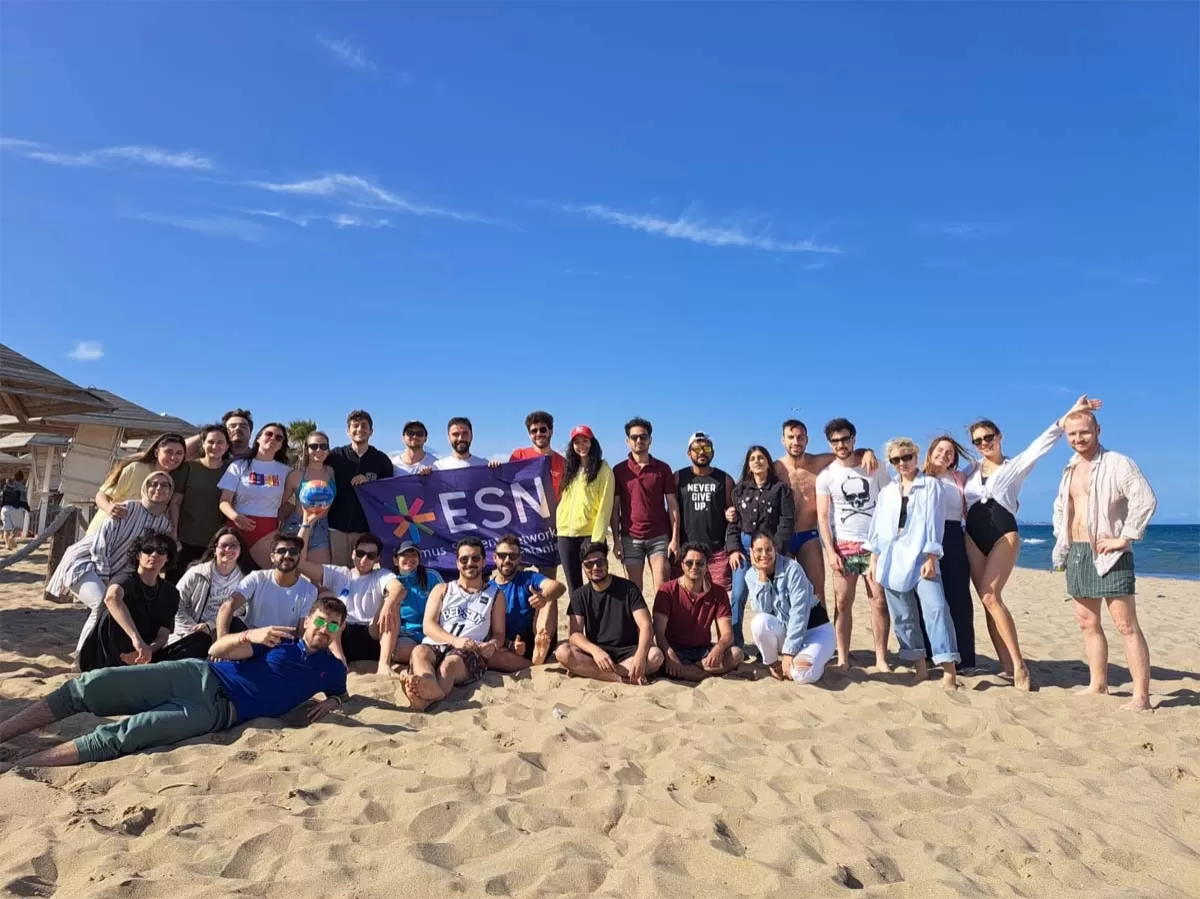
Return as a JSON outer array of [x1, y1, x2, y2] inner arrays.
[[43, 506, 79, 600]]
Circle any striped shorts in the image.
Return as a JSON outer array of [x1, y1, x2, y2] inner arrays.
[[1066, 543, 1135, 599]]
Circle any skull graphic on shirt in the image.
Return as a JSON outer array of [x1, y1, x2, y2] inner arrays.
[[840, 476, 874, 521]]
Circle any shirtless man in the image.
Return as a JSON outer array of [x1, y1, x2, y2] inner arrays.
[[775, 419, 878, 603], [1052, 409, 1157, 711]]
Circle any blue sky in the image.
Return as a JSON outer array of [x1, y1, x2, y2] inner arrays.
[[2, 3, 1197, 523]]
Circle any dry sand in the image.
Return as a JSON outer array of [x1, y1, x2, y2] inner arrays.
[[1, 548, 1198, 898]]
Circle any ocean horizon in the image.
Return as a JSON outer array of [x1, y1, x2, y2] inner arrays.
[[1013, 524, 1198, 580]]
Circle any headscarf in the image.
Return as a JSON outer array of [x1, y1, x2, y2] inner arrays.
[[140, 470, 176, 512]]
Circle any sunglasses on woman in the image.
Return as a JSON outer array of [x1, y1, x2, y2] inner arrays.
[[307, 443, 329, 451], [312, 616, 341, 634], [141, 546, 171, 557], [972, 433, 997, 447], [889, 453, 915, 465]]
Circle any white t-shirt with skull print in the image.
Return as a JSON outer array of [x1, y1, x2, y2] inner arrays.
[[817, 463, 892, 545]]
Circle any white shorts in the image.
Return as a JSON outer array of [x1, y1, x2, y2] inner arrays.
[[0, 506, 20, 532]]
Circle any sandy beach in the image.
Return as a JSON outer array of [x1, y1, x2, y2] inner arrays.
[[1, 550, 1197, 898]]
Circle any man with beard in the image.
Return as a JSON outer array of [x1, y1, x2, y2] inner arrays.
[[326, 410, 394, 566], [510, 410, 566, 577], [674, 432, 736, 590], [186, 409, 254, 462], [816, 418, 891, 670], [775, 418, 878, 605], [555, 541, 663, 684], [0, 597, 350, 769], [401, 536, 506, 711], [431, 417, 491, 471], [392, 420, 440, 474], [653, 544, 743, 681], [486, 534, 567, 670], [215, 535, 319, 637]]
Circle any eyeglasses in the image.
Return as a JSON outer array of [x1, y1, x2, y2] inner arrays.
[[681, 559, 707, 569], [690, 443, 712, 452], [972, 433, 998, 447], [141, 546, 171, 557], [629, 433, 650, 442], [273, 547, 300, 557], [307, 443, 329, 451], [353, 549, 379, 561], [889, 453, 916, 465], [458, 554, 483, 564], [495, 551, 520, 561], [146, 480, 172, 490], [829, 436, 853, 445], [582, 558, 606, 570], [263, 432, 285, 443], [404, 431, 427, 439], [529, 426, 550, 435], [216, 541, 241, 552], [312, 616, 342, 634]]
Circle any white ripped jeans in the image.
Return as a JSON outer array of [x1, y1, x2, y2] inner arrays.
[[751, 616, 836, 685], [72, 570, 108, 654]]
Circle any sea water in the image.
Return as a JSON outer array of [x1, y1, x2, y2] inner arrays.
[[1015, 524, 1199, 580]]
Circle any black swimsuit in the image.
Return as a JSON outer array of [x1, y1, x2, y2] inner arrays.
[[965, 475, 1019, 556]]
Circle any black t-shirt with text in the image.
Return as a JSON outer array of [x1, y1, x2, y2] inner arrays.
[[568, 576, 648, 654], [676, 466, 730, 551]]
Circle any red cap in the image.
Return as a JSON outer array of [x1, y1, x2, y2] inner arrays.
[[569, 425, 595, 440]]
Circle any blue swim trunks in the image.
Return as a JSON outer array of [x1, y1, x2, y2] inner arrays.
[[789, 529, 820, 553]]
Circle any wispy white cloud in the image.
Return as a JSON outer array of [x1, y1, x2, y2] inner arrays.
[[1, 137, 214, 170], [567, 204, 843, 254], [68, 341, 104, 362], [248, 173, 489, 223], [330, 213, 390, 229], [319, 36, 377, 73], [238, 208, 315, 227], [129, 212, 267, 243], [919, 221, 1005, 238]]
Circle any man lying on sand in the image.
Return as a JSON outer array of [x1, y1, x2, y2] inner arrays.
[[401, 536, 506, 712], [0, 597, 350, 770]]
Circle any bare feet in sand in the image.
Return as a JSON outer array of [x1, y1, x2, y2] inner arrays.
[[909, 661, 928, 687], [942, 671, 959, 691], [1122, 697, 1153, 712], [875, 657, 892, 673], [400, 672, 443, 712], [532, 631, 552, 666], [767, 661, 786, 682], [1013, 666, 1033, 692], [1075, 683, 1109, 697]]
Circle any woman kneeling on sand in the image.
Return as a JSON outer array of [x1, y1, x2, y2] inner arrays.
[[745, 532, 834, 684], [865, 438, 959, 689]]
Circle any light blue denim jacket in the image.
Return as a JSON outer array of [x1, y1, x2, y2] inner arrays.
[[745, 556, 818, 657], [864, 474, 944, 593]]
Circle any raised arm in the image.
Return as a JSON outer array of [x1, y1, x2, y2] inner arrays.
[[209, 625, 295, 660], [295, 512, 326, 585]]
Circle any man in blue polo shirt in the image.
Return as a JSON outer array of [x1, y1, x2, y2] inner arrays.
[[486, 533, 567, 671], [0, 597, 351, 769]]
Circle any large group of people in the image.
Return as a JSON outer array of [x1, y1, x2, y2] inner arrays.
[[1, 394, 1161, 769]]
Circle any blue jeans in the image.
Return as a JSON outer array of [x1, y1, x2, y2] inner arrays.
[[882, 577, 960, 665], [729, 533, 752, 649]]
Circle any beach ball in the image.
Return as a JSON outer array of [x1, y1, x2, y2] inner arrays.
[[299, 479, 335, 510]]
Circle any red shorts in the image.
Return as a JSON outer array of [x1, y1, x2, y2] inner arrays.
[[239, 515, 278, 548]]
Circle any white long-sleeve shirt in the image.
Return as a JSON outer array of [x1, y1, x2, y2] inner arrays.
[[1051, 446, 1157, 576], [865, 474, 945, 593], [936, 472, 967, 526], [964, 421, 1063, 517]]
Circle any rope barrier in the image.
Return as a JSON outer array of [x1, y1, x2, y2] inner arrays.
[[0, 507, 75, 571]]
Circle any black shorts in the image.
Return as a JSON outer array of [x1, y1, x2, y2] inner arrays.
[[601, 644, 641, 664], [429, 644, 487, 684], [672, 643, 714, 666], [508, 626, 559, 661], [341, 623, 382, 663]]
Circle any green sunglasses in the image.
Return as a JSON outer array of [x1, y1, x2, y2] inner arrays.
[[312, 616, 342, 634]]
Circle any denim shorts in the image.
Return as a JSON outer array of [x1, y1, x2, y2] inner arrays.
[[621, 533, 669, 564], [284, 512, 330, 550]]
